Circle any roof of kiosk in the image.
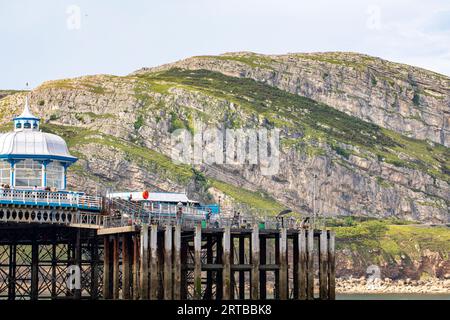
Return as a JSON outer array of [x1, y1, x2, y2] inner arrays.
[[0, 98, 77, 162]]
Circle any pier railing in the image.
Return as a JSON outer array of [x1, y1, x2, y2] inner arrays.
[[0, 189, 102, 211], [103, 197, 305, 230], [0, 209, 102, 228]]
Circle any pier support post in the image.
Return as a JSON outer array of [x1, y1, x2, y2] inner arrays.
[[205, 235, 213, 299], [274, 235, 280, 299], [139, 224, 149, 300], [259, 236, 267, 299], [8, 244, 16, 300], [164, 226, 173, 300], [132, 234, 140, 300], [215, 232, 223, 300], [298, 229, 307, 300], [319, 230, 328, 300], [112, 235, 120, 300], [173, 224, 181, 300], [194, 224, 202, 300], [31, 241, 39, 300], [222, 226, 231, 300], [238, 236, 245, 299], [251, 225, 259, 300], [122, 234, 131, 300], [306, 230, 314, 300], [279, 228, 288, 300], [74, 230, 82, 299], [90, 237, 100, 300], [328, 231, 335, 300], [150, 224, 159, 300], [103, 236, 112, 299]]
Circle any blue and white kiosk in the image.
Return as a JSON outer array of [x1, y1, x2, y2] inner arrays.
[[0, 98, 101, 211]]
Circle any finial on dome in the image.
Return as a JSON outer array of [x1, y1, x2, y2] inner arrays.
[[18, 96, 39, 119], [13, 96, 40, 131]]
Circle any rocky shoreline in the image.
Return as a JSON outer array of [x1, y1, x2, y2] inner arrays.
[[336, 277, 450, 294]]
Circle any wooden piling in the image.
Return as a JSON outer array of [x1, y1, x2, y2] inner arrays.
[[139, 224, 149, 299], [222, 226, 231, 300], [150, 224, 158, 300], [293, 233, 299, 299], [112, 235, 120, 299], [132, 234, 139, 300], [306, 229, 314, 300], [251, 224, 259, 300], [319, 230, 328, 300], [103, 236, 112, 299], [173, 224, 181, 300], [205, 235, 213, 299], [238, 236, 245, 299], [259, 236, 267, 299], [194, 224, 202, 300], [279, 228, 288, 300], [298, 229, 307, 300], [274, 235, 280, 299], [215, 232, 223, 300], [122, 234, 131, 299], [328, 231, 336, 300], [164, 226, 173, 300]]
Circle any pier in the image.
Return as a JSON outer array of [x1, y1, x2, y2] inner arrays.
[[0, 203, 335, 300]]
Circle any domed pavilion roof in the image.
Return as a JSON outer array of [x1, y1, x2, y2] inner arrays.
[[0, 98, 77, 163]]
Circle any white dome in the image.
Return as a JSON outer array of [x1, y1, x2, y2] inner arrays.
[[0, 130, 77, 162]]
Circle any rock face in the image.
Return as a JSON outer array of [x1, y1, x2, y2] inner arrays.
[[0, 52, 448, 223], [135, 52, 450, 146]]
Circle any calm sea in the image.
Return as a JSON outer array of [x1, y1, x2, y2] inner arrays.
[[337, 293, 450, 300]]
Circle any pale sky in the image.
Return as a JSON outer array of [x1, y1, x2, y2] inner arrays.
[[1, 0, 450, 89]]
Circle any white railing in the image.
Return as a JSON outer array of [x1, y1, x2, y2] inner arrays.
[[0, 189, 102, 210]]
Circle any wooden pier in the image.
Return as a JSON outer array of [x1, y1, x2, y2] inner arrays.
[[0, 219, 335, 300], [111, 224, 335, 300]]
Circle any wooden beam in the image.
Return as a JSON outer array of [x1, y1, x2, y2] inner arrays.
[[251, 224, 259, 300], [298, 229, 307, 300], [149, 224, 158, 300], [307, 229, 314, 300], [319, 230, 328, 300], [103, 236, 112, 299], [112, 235, 120, 299], [259, 236, 267, 299], [173, 224, 181, 300], [164, 226, 173, 300], [222, 226, 231, 300], [279, 228, 288, 300], [122, 234, 131, 300], [139, 224, 149, 299], [194, 224, 202, 300], [328, 231, 336, 300], [132, 234, 140, 300]]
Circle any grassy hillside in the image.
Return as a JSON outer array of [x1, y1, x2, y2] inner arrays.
[[135, 68, 449, 184], [329, 217, 450, 278]]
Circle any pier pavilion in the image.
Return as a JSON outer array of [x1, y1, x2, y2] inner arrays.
[[0, 98, 101, 212]]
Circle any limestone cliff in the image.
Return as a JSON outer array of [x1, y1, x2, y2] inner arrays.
[[0, 53, 448, 224]]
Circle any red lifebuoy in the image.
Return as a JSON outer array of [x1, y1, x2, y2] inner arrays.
[[142, 190, 149, 199]]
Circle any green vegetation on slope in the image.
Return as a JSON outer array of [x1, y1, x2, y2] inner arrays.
[[210, 179, 285, 215], [331, 219, 450, 263], [134, 68, 449, 183], [40, 123, 285, 211]]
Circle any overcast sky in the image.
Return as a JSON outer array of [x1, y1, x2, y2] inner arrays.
[[1, 0, 450, 89]]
